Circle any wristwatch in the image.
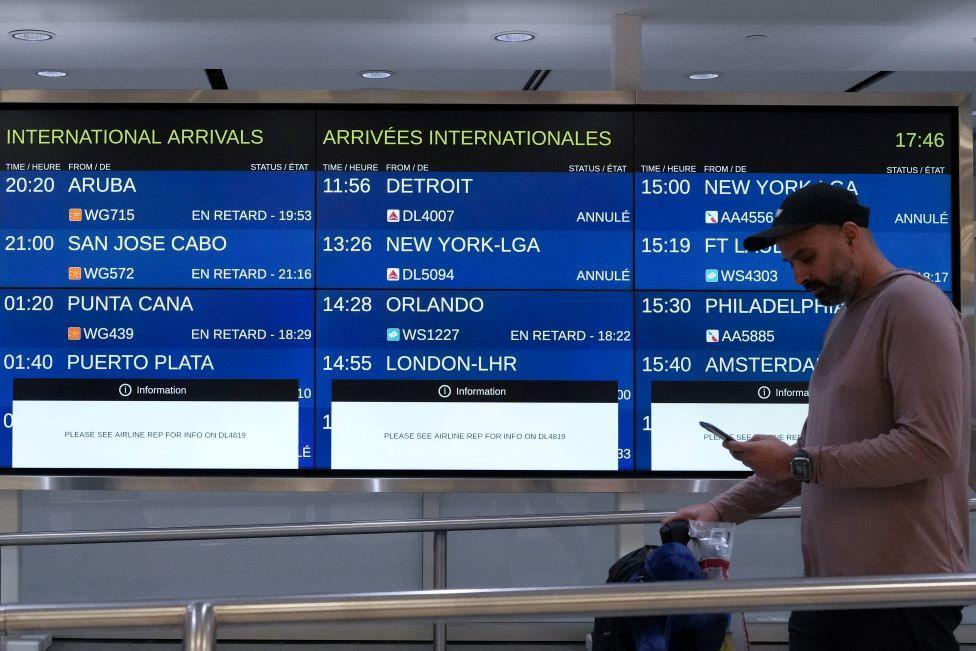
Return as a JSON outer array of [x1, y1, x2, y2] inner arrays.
[[790, 448, 813, 483]]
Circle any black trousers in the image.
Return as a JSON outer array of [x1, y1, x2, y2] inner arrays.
[[788, 607, 963, 651]]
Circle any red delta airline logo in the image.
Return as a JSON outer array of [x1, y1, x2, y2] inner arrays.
[[387, 209, 400, 222], [386, 267, 400, 281]]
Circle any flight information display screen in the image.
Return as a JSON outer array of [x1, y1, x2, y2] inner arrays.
[[0, 103, 958, 475]]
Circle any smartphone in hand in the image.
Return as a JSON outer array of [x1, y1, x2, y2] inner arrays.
[[699, 421, 734, 442]]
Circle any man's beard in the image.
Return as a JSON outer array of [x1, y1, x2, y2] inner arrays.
[[804, 258, 860, 306]]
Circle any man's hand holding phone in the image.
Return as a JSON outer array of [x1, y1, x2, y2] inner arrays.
[[699, 422, 795, 481], [724, 434, 794, 481]]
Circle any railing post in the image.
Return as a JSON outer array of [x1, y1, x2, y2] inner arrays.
[[183, 601, 215, 651], [0, 491, 21, 605], [432, 529, 447, 651]]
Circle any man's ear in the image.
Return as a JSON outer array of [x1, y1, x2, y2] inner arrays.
[[840, 221, 859, 246]]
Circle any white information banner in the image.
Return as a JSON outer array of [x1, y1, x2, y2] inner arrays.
[[332, 401, 617, 471], [13, 400, 298, 469]]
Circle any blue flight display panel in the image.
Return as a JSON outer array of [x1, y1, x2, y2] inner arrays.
[[635, 173, 952, 291], [318, 172, 632, 289], [0, 103, 960, 474], [0, 171, 314, 287]]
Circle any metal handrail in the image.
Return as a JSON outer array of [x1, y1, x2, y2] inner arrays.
[[14, 498, 976, 547], [7, 498, 975, 548], [0, 510, 677, 546], [3, 573, 976, 651], [0, 506, 810, 547]]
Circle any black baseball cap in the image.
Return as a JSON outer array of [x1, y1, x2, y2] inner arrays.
[[742, 183, 870, 252]]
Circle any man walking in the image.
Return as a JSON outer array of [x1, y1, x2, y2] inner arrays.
[[667, 183, 970, 650]]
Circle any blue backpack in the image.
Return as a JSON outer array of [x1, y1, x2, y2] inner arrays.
[[591, 522, 729, 651]]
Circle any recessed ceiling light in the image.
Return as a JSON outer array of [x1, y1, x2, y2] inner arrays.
[[688, 72, 720, 80], [9, 29, 55, 42], [745, 34, 767, 40], [361, 70, 394, 79], [36, 69, 68, 78], [493, 31, 536, 43]]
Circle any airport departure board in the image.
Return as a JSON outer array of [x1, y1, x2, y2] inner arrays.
[[0, 103, 959, 475]]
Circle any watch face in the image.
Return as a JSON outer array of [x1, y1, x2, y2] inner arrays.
[[791, 457, 813, 482]]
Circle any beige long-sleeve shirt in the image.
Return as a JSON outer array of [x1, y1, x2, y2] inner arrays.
[[711, 269, 971, 577]]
